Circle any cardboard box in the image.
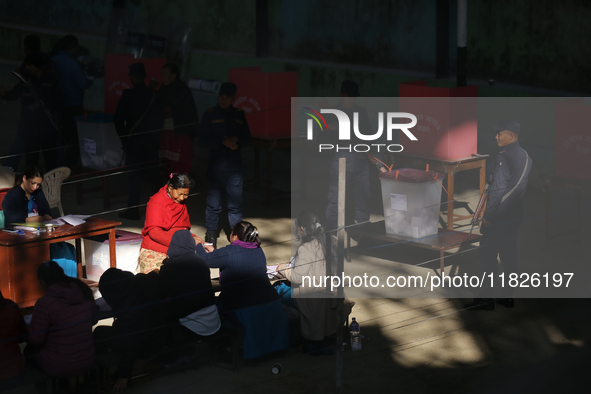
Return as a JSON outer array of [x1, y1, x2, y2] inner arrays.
[[398, 80, 478, 160], [229, 67, 297, 138], [76, 113, 124, 170]]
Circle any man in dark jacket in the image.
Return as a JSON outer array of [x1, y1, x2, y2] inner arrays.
[[51, 35, 94, 168], [324, 80, 388, 232], [115, 62, 165, 220], [466, 120, 532, 311], [0, 53, 62, 170], [197, 82, 251, 248]]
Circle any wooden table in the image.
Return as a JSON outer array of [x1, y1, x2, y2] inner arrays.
[[389, 153, 488, 229], [542, 174, 591, 245], [346, 220, 481, 275], [0, 217, 121, 308]]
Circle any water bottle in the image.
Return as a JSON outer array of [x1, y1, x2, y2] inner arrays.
[[350, 317, 361, 351]]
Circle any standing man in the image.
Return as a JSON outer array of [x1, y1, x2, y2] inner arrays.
[[51, 35, 93, 168], [324, 80, 387, 233], [197, 82, 251, 248], [466, 120, 532, 311], [115, 62, 164, 220], [0, 53, 62, 170], [1, 35, 42, 170]]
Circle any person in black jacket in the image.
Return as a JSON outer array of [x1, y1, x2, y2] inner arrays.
[[0, 53, 62, 170], [2, 165, 52, 225], [158, 63, 199, 175], [1, 35, 42, 170], [197, 82, 251, 248], [94, 268, 167, 392], [466, 120, 532, 311], [159, 230, 220, 338], [115, 62, 165, 220]]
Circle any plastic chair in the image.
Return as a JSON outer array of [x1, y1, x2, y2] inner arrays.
[[42, 167, 71, 217]]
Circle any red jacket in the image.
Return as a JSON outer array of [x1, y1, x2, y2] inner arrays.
[[141, 186, 191, 253], [28, 282, 98, 377], [0, 292, 27, 381]]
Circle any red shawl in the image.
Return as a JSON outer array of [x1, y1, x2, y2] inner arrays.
[[141, 186, 191, 253]]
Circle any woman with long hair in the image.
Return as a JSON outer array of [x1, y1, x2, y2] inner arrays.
[[195, 221, 289, 359], [277, 209, 352, 354], [1, 164, 52, 225]]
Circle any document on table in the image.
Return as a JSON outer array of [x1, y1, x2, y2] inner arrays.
[[45, 215, 90, 227], [267, 258, 294, 279]]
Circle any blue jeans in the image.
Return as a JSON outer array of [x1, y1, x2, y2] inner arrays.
[[205, 169, 244, 232]]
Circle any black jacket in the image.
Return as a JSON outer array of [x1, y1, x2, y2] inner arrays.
[[484, 140, 532, 223], [197, 105, 251, 171], [159, 230, 216, 321], [114, 82, 165, 146], [2, 186, 51, 225]]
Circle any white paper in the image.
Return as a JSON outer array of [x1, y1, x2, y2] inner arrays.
[[390, 193, 408, 211], [84, 138, 97, 155], [62, 215, 86, 226], [267, 260, 294, 279]]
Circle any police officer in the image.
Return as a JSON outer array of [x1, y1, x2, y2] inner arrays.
[[115, 62, 165, 220], [324, 80, 387, 232], [198, 82, 251, 248], [466, 120, 532, 311]]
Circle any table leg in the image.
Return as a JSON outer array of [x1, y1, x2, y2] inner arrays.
[[447, 171, 455, 230], [440, 250, 445, 276], [75, 238, 83, 279], [109, 229, 117, 268]]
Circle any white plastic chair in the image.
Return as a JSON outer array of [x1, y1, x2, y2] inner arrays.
[[42, 167, 71, 217]]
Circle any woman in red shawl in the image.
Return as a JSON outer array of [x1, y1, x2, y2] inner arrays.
[[139, 173, 202, 273]]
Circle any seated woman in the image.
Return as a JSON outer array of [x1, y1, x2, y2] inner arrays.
[[196, 221, 289, 359], [0, 289, 27, 389], [27, 261, 98, 377], [2, 164, 52, 225], [160, 230, 220, 335], [139, 173, 203, 273], [158, 230, 220, 364], [95, 268, 167, 392], [277, 209, 352, 354]]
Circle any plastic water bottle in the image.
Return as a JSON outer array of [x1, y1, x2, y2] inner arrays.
[[350, 317, 361, 351]]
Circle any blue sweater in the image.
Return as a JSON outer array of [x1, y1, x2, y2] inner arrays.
[[2, 186, 51, 226], [195, 244, 278, 310]]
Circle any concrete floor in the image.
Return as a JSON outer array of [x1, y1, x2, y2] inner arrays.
[[2, 95, 591, 394]]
